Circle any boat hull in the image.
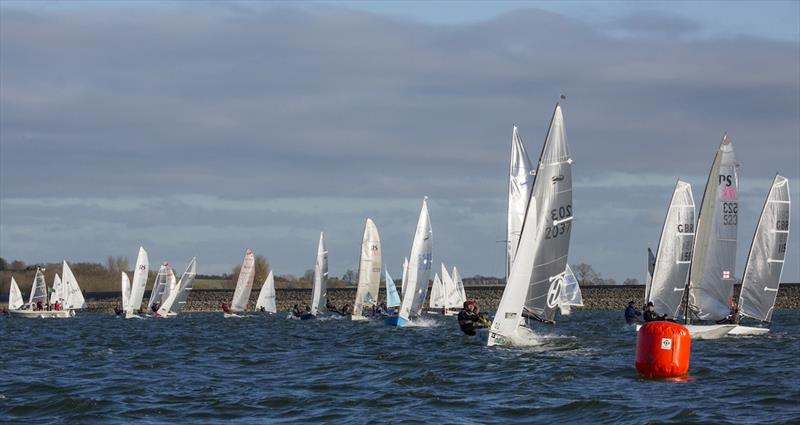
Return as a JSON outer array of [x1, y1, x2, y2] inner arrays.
[[728, 325, 770, 336], [486, 326, 535, 347], [685, 324, 735, 340], [9, 309, 74, 319], [300, 313, 315, 320], [223, 313, 243, 318], [384, 316, 409, 327], [350, 315, 369, 321]]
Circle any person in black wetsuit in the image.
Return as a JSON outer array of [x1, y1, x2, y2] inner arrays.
[[458, 300, 485, 336], [643, 301, 667, 322], [292, 304, 302, 317], [624, 301, 643, 325]]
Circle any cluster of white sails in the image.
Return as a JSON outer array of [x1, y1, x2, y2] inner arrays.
[[643, 134, 791, 338], [7, 261, 86, 318]]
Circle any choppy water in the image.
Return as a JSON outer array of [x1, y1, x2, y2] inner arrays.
[[1, 310, 799, 424]]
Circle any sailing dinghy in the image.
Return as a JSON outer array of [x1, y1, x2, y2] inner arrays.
[[7, 277, 24, 311], [679, 134, 740, 339], [384, 269, 401, 316], [305, 232, 328, 320], [352, 219, 382, 321], [146, 263, 176, 315], [441, 264, 462, 316], [487, 103, 578, 346], [254, 270, 277, 314], [9, 265, 78, 318], [123, 247, 149, 318], [155, 257, 196, 318], [729, 175, 791, 336], [225, 249, 255, 318], [386, 197, 432, 327], [427, 273, 446, 314]]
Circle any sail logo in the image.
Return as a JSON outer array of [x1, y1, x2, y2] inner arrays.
[[546, 276, 562, 309], [722, 186, 737, 200], [370, 244, 379, 256], [719, 174, 733, 187]]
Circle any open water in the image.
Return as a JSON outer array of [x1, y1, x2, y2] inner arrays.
[[1, 310, 799, 424]]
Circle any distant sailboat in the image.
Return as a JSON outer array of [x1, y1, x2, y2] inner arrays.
[[125, 247, 149, 318], [385, 269, 401, 313], [120, 272, 131, 316], [428, 273, 446, 314], [254, 270, 277, 314], [61, 261, 86, 311], [680, 134, 739, 339], [8, 277, 24, 311], [146, 263, 175, 315], [452, 266, 467, 307], [352, 218, 382, 321], [49, 273, 63, 308], [386, 197, 432, 327], [308, 232, 328, 319], [488, 103, 575, 346], [9, 267, 74, 318], [730, 175, 791, 336], [441, 264, 460, 316], [225, 249, 255, 318], [156, 257, 197, 318]]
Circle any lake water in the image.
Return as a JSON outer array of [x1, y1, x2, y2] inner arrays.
[[1, 310, 798, 424]]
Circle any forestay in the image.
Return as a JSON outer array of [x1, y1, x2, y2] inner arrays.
[[738, 175, 791, 323], [507, 126, 533, 278], [255, 270, 277, 313], [310, 233, 328, 316], [649, 180, 696, 318], [522, 104, 574, 322], [399, 197, 433, 321], [353, 218, 382, 318], [157, 257, 196, 316], [127, 247, 149, 314], [61, 261, 86, 310], [688, 134, 738, 321], [9, 277, 24, 310], [385, 269, 401, 308], [230, 249, 256, 312]]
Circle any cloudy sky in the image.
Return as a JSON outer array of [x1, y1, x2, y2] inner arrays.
[[1, 1, 798, 283]]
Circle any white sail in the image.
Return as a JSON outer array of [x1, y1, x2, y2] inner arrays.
[[644, 247, 656, 305], [385, 269, 401, 308], [688, 134, 739, 321], [28, 268, 48, 307], [9, 277, 24, 310], [353, 218, 382, 318], [310, 232, 328, 316], [127, 247, 149, 314], [452, 266, 467, 304], [401, 257, 409, 295], [255, 270, 277, 313], [49, 273, 64, 305], [429, 273, 445, 309], [441, 263, 459, 309], [522, 103, 574, 322], [399, 197, 433, 321], [648, 180, 696, 318], [157, 257, 196, 316], [230, 248, 256, 312], [557, 264, 583, 315], [146, 263, 169, 312], [489, 196, 538, 346], [507, 125, 533, 277], [738, 175, 791, 323], [62, 261, 86, 310], [121, 272, 131, 311]]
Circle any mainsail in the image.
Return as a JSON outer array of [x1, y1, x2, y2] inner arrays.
[[50, 273, 63, 305], [429, 273, 445, 309], [127, 247, 149, 314], [399, 197, 433, 321], [310, 232, 328, 316], [146, 263, 170, 312], [401, 257, 409, 295], [230, 248, 256, 312], [507, 125, 533, 277], [254, 270, 277, 313], [9, 277, 24, 310], [644, 247, 656, 304], [62, 261, 86, 310], [442, 263, 460, 309], [353, 218, 382, 318], [157, 257, 196, 316], [121, 272, 131, 311], [385, 269, 401, 308], [738, 175, 791, 323], [556, 264, 583, 314], [28, 268, 48, 307], [452, 266, 467, 304], [648, 180, 696, 318], [688, 134, 738, 321]]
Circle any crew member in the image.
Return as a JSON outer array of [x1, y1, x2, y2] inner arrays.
[[457, 300, 485, 336], [624, 301, 643, 325], [643, 301, 667, 322]]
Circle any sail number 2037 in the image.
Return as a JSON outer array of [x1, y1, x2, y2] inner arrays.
[[545, 205, 573, 239]]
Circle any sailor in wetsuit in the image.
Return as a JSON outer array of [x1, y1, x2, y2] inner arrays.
[[643, 301, 667, 322], [292, 304, 302, 317], [457, 300, 485, 336]]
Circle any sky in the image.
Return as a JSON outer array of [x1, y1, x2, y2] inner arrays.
[[1, 0, 798, 283]]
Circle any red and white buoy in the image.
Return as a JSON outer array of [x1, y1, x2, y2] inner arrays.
[[635, 321, 691, 379]]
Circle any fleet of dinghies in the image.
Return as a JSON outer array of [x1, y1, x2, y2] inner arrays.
[[3, 101, 791, 345]]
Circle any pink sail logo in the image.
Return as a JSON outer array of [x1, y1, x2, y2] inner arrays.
[[722, 186, 737, 200]]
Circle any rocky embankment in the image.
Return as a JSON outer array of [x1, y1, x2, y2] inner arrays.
[[78, 284, 800, 313]]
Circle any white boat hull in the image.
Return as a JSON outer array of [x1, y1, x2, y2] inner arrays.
[[350, 315, 369, 321], [9, 309, 74, 319], [728, 325, 770, 336], [635, 323, 734, 340], [223, 313, 244, 318], [486, 325, 535, 347]]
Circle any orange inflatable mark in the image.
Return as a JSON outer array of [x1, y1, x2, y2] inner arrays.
[[635, 321, 691, 379]]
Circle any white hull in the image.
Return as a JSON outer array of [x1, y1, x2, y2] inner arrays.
[[685, 324, 735, 340], [486, 325, 535, 347], [9, 309, 74, 319], [350, 315, 370, 321], [224, 313, 244, 318], [728, 325, 770, 336], [444, 310, 458, 317], [125, 311, 145, 319]]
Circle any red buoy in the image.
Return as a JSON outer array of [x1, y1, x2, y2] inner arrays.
[[635, 321, 691, 379]]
